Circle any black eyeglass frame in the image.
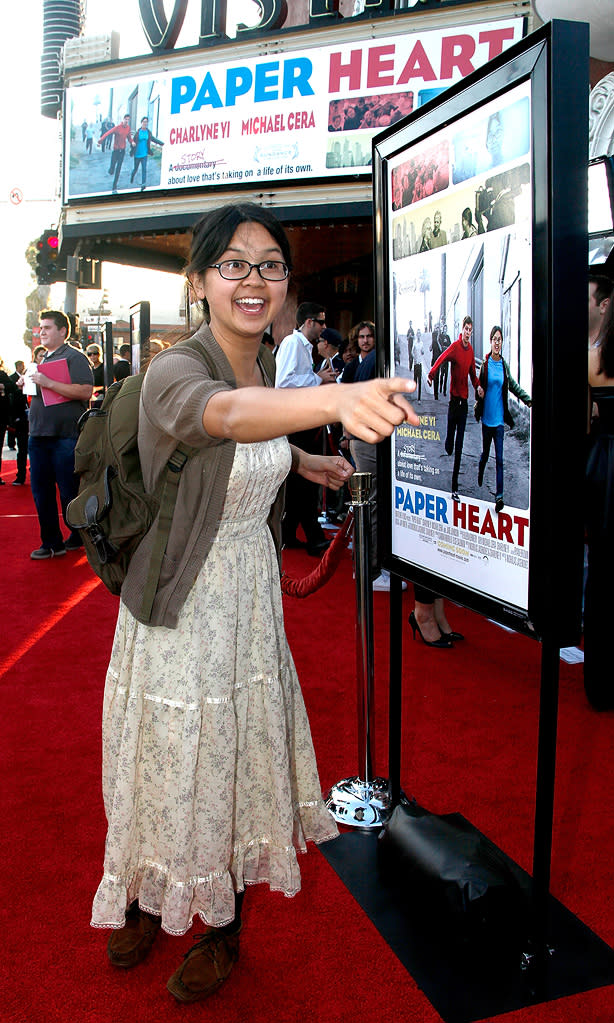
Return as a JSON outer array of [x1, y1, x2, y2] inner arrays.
[[207, 260, 290, 281]]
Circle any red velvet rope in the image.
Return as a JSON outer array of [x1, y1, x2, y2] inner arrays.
[[280, 510, 354, 598]]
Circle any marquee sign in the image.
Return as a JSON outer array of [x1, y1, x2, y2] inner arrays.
[[64, 17, 524, 202], [137, 0, 491, 53]]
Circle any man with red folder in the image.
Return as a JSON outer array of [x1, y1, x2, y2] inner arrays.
[[28, 311, 93, 559]]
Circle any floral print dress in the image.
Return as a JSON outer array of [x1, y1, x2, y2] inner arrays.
[[91, 436, 337, 936]]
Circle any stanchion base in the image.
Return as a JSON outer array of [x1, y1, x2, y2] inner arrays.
[[325, 776, 392, 828], [320, 828, 614, 1023]]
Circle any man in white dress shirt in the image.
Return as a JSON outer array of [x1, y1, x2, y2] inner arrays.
[[275, 302, 337, 554]]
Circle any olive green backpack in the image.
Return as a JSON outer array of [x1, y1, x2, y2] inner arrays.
[[66, 337, 216, 622]]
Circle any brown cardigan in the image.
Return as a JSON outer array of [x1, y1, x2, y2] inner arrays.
[[120, 322, 284, 628]]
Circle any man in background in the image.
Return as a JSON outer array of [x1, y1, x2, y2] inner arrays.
[[113, 343, 132, 381], [28, 310, 93, 558], [406, 319, 415, 371], [413, 330, 424, 402], [438, 321, 451, 396], [314, 327, 345, 522], [275, 302, 336, 555], [7, 360, 25, 450], [315, 327, 344, 376], [344, 321, 404, 591], [8, 360, 29, 484]]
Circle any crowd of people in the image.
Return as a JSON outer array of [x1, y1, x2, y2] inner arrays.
[[328, 92, 415, 134], [390, 143, 450, 210]]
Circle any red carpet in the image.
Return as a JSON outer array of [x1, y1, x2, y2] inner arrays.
[[2, 465, 613, 1023]]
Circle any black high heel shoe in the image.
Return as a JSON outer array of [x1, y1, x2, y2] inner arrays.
[[439, 630, 465, 642], [408, 611, 452, 648]]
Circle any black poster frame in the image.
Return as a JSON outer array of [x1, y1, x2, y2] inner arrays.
[[373, 20, 587, 646]]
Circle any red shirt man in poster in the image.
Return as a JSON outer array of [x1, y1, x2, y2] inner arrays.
[[429, 315, 479, 502], [98, 114, 133, 194]]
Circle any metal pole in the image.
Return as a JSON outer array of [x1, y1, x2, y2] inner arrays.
[[64, 255, 79, 317], [388, 574, 404, 807], [103, 321, 114, 392], [521, 636, 560, 973], [325, 472, 392, 828], [353, 471, 375, 782]]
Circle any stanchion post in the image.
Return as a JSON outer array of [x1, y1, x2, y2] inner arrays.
[[325, 472, 392, 828], [389, 573, 404, 807], [353, 471, 375, 782]]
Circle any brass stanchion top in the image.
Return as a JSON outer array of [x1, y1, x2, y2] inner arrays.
[[349, 472, 373, 506]]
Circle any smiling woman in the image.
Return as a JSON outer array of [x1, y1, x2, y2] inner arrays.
[[90, 200, 417, 1005], [186, 202, 292, 340]]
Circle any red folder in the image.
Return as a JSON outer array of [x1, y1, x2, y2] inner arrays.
[[40, 358, 71, 406]]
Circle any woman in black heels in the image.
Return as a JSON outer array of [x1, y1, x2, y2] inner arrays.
[[408, 585, 464, 647]]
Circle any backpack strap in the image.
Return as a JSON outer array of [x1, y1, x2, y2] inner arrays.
[[140, 441, 197, 622], [138, 334, 220, 623], [257, 344, 276, 387]]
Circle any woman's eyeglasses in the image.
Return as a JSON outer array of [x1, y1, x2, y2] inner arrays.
[[208, 260, 289, 281]]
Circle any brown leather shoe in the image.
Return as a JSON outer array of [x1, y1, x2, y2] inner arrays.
[[107, 901, 162, 968], [167, 926, 241, 1003]]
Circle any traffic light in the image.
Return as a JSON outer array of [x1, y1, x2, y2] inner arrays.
[[35, 230, 65, 285]]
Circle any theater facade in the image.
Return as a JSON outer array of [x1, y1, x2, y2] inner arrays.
[[59, 0, 531, 339]]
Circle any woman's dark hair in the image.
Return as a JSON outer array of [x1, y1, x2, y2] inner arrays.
[[490, 324, 502, 342], [598, 286, 614, 379], [186, 203, 292, 318]]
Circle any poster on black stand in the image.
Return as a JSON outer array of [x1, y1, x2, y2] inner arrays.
[[346, 22, 614, 1014], [373, 20, 587, 647]]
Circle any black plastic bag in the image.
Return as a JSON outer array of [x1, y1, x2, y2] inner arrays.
[[378, 799, 531, 952]]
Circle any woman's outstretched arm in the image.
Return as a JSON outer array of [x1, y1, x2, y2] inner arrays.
[[202, 377, 418, 445]]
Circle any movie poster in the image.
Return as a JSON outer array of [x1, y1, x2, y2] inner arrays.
[[63, 19, 524, 201], [387, 80, 532, 612]]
